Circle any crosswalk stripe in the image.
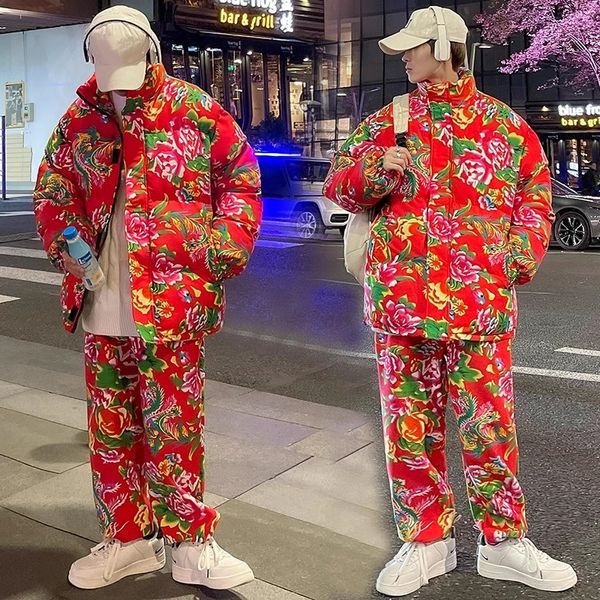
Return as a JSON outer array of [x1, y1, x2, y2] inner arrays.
[[0, 211, 34, 217], [0, 295, 19, 304], [0, 247, 47, 259], [0, 266, 61, 285], [555, 347, 600, 358]]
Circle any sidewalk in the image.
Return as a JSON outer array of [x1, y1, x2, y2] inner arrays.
[[0, 335, 393, 600]]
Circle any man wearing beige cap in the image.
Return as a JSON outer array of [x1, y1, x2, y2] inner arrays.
[[34, 5, 261, 591], [324, 6, 576, 597]]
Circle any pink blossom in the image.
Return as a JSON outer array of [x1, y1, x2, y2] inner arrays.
[[153, 254, 183, 285], [166, 490, 199, 520], [491, 486, 521, 520], [450, 250, 481, 285], [185, 304, 208, 330], [375, 263, 399, 288], [426, 210, 458, 243], [480, 130, 513, 170], [181, 367, 201, 397], [126, 214, 151, 246], [382, 301, 421, 335], [173, 118, 205, 162], [457, 150, 494, 187], [513, 205, 543, 228], [150, 142, 186, 182], [498, 371, 514, 399], [378, 349, 405, 386], [476, 307, 499, 333]]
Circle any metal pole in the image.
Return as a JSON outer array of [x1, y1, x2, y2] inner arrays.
[[1, 115, 6, 201]]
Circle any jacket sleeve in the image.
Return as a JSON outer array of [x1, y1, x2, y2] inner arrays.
[[322, 112, 400, 213], [209, 105, 262, 280], [508, 126, 554, 286], [33, 116, 95, 272]]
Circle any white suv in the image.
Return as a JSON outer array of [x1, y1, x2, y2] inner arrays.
[[257, 153, 350, 240]]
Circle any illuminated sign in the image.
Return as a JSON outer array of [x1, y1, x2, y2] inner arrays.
[[558, 104, 600, 129], [215, 0, 294, 33]]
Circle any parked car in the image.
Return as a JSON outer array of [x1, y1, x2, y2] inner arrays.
[[257, 153, 349, 239], [551, 178, 600, 251]]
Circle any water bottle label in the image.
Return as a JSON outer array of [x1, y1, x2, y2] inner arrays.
[[77, 252, 93, 266]]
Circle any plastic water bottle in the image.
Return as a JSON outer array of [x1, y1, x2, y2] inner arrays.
[[63, 226, 105, 291]]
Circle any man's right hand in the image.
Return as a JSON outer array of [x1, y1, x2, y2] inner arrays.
[[61, 251, 85, 279], [382, 146, 412, 175]]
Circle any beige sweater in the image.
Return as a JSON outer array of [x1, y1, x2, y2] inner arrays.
[[81, 92, 139, 338]]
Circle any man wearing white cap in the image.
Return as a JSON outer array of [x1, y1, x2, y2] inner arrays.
[[324, 6, 576, 597], [34, 5, 261, 591]]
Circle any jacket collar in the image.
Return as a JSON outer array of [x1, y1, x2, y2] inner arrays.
[[417, 69, 477, 107], [76, 63, 166, 115]]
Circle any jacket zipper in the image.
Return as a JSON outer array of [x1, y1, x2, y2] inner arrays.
[[69, 91, 123, 330]]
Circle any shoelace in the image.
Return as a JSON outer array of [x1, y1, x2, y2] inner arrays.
[[197, 539, 228, 571], [89, 538, 121, 581], [386, 543, 430, 585], [514, 539, 552, 574]]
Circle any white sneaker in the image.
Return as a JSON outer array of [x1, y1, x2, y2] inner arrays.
[[477, 537, 577, 592], [376, 536, 457, 597], [68, 534, 166, 589], [171, 538, 254, 589]]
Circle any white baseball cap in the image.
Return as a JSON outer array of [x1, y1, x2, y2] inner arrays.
[[85, 5, 161, 93], [379, 6, 468, 56]]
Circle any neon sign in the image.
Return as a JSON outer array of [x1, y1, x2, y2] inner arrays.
[[558, 104, 600, 129], [215, 0, 294, 33]]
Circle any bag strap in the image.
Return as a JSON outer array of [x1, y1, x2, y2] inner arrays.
[[392, 93, 410, 135]]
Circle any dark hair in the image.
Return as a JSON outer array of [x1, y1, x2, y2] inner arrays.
[[427, 40, 467, 71]]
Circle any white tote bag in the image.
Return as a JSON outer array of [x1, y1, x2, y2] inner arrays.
[[343, 93, 409, 285]]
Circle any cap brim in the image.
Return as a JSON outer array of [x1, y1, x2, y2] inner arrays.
[[379, 30, 429, 55], [95, 60, 146, 92]]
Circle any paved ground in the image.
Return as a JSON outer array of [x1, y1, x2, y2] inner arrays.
[[0, 199, 599, 599]]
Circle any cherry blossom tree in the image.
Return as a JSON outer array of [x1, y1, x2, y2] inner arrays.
[[477, 0, 600, 91]]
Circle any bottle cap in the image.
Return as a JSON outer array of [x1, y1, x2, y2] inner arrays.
[[63, 226, 78, 241]]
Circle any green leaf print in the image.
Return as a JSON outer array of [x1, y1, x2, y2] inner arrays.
[[370, 281, 392, 307], [145, 131, 168, 150], [453, 138, 478, 155], [495, 168, 518, 185], [430, 102, 451, 122], [423, 318, 447, 339], [137, 323, 157, 343], [188, 156, 209, 172], [478, 480, 504, 499], [139, 347, 168, 374], [96, 364, 128, 391], [395, 379, 427, 401], [449, 356, 483, 386]]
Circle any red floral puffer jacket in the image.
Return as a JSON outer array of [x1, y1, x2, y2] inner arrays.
[[324, 72, 553, 342], [34, 63, 262, 343]]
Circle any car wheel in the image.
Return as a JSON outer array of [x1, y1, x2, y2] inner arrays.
[[294, 207, 325, 240], [554, 211, 591, 251]]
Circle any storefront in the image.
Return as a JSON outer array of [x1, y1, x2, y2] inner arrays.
[[528, 102, 600, 189], [159, 0, 325, 153]]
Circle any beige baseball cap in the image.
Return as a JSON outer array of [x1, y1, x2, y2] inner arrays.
[[379, 6, 468, 55], [85, 5, 161, 93]]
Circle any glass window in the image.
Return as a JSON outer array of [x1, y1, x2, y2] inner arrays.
[[385, 53, 406, 83], [257, 158, 288, 196], [227, 50, 244, 123], [266, 55, 281, 119], [385, 11, 407, 36], [361, 39, 384, 85], [361, 86, 384, 120], [339, 41, 361, 88], [362, 14, 383, 38], [286, 160, 330, 182], [187, 46, 200, 86], [527, 69, 559, 102], [552, 178, 576, 196], [455, 2, 481, 26], [317, 45, 338, 91], [171, 44, 186, 80], [250, 53, 266, 127], [206, 48, 225, 105]]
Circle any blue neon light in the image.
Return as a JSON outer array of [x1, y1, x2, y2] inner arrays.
[[256, 152, 303, 157]]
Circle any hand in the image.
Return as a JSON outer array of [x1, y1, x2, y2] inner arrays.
[[382, 146, 412, 175], [61, 251, 85, 279]]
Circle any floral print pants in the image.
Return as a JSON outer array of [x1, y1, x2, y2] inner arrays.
[[84, 333, 219, 544], [375, 333, 527, 545]]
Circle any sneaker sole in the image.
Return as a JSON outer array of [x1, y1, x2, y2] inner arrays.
[[172, 564, 255, 589], [376, 553, 457, 597], [478, 559, 578, 592], [68, 551, 166, 590]]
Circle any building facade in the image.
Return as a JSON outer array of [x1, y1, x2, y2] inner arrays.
[[161, 1, 600, 185]]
